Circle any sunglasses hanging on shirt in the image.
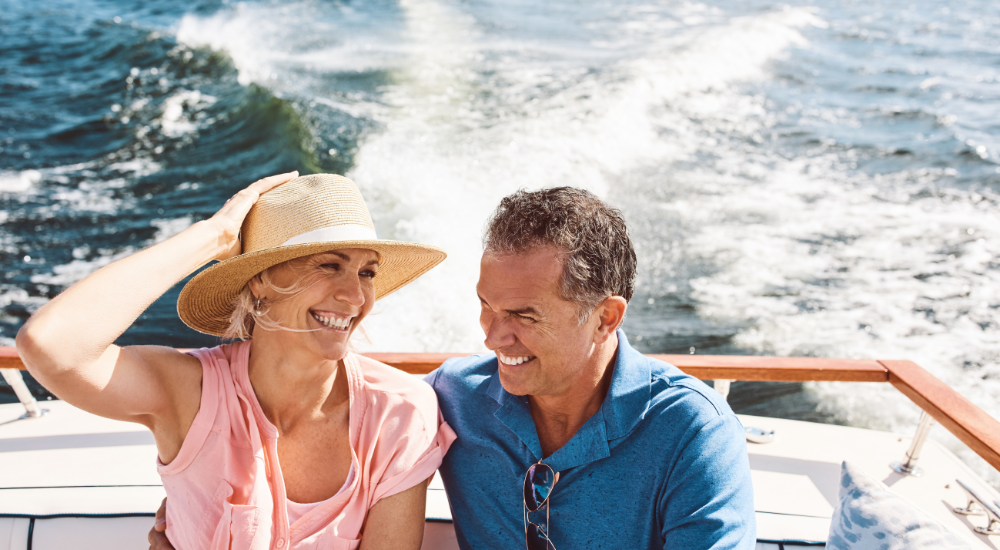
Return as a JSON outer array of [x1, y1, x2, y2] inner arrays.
[[523, 460, 560, 550]]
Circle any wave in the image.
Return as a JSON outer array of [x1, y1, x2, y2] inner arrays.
[[0, 8, 342, 352]]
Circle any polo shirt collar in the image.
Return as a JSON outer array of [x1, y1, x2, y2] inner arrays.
[[601, 330, 652, 440], [482, 330, 651, 472]]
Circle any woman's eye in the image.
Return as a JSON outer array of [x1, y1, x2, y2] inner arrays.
[[361, 269, 377, 279], [321, 263, 341, 271]]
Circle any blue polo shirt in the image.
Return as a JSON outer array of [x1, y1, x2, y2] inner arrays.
[[425, 330, 755, 549]]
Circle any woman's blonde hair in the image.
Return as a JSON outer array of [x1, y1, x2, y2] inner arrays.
[[223, 265, 299, 340]]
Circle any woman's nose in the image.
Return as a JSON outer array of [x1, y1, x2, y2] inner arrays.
[[334, 275, 366, 307]]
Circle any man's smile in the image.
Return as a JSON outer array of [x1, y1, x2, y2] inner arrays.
[[497, 351, 537, 366]]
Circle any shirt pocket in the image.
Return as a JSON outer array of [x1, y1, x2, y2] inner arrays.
[[228, 502, 265, 549], [210, 481, 268, 550]]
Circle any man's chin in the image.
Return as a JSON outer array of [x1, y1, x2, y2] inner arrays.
[[496, 367, 533, 397]]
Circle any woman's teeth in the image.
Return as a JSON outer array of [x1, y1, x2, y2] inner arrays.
[[311, 312, 353, 330], [498, 353, 534, 366]]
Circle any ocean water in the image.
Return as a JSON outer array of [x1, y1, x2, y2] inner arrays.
[[1, 0, 998, 486]]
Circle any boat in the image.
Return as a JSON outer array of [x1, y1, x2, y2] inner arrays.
[[1, 347, 999, 549]]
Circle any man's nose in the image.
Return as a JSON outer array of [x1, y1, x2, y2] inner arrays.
[[483, 315, 516, 350]]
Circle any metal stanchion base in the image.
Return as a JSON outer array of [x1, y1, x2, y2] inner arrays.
[[17, 408, 49, 420], [890, 460, 924, 477]]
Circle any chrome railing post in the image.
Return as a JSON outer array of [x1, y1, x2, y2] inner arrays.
[[711, 378, 777, 444], [0, 368, 44, 418], [714, 379, 731, 401], [891, 410, 935, 477]]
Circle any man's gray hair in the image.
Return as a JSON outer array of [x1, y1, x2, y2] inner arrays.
[[483, 187, 636, 323]]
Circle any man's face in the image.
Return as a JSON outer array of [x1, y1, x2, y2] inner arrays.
[[477, 246, 601, 397]]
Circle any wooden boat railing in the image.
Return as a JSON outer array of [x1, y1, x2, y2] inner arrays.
[[1, 347, 998, 472]]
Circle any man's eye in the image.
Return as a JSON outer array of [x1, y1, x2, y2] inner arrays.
[[321, 263, 340, 271]]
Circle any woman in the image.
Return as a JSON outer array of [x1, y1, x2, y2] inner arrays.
[[16, 172, 455, 549]]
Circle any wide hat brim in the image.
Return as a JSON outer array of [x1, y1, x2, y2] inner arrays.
[[177, 239, 445, 337]]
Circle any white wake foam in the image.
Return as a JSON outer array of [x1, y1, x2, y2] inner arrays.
[[171, 0, 999, 486], [349, 2, 827, 352]]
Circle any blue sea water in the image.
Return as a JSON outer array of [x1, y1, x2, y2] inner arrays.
[[1, 0, 998, 484]]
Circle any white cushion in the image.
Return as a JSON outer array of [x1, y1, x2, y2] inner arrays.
[[826, 461, 973, 549]]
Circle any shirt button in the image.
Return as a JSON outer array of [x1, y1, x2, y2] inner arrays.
[[277, 538, 286, 548]]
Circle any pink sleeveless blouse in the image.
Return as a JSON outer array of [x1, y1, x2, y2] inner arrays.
[[156, 341, 456, 550]]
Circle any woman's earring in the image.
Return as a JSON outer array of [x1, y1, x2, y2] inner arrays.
[[254, 298, 263, 316]]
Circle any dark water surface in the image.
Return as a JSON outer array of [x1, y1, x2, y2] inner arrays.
[[1, 0, 999, 484]]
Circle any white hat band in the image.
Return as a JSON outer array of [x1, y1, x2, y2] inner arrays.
[[280, 224, 379, 247]]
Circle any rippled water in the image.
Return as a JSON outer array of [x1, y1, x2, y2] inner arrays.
[[1, 0, 998, 485]]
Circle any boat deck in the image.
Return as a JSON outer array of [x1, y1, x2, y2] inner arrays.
[[0, 401, 997, 549]]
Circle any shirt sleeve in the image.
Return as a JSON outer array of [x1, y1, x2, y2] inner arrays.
[[369, 386, 457, 504], [659, 414, 756, 549], [423, 368, 441, 388]]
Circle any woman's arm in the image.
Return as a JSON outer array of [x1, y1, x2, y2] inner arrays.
[[360, 479, 429, 550], [16, 172, 297, 458]]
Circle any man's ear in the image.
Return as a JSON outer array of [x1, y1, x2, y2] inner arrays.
[[593, 296, 627, 343]]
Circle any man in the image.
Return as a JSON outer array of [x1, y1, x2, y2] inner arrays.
[[150, 187, 755, 549], [425, 187, 755, 549]]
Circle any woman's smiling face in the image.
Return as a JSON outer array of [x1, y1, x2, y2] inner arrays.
[[249, 248, 379, 361]]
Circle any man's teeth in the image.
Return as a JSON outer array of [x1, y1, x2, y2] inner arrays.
[[499, 354, 534, 366], [311, 313, 353, 329]]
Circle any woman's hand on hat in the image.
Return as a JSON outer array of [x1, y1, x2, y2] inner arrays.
[[206, 171, 298, 261]]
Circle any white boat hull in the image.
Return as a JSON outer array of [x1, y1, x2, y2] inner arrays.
[[1, 401, 997, 549]]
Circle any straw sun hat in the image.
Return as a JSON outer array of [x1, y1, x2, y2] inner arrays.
[[177, 174, 446, 336]]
